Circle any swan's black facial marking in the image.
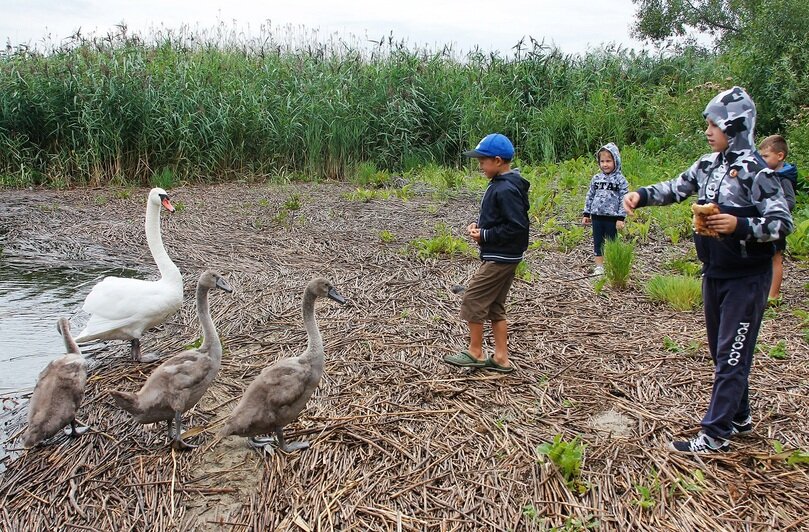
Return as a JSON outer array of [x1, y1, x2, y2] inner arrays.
[[327, 286, 346, 304], [215, 275, 233, 293], [159, 193, 176, 213]]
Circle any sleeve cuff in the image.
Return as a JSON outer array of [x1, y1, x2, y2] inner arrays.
[[637, 188, 649, 207], [732, 217, 750, 239]]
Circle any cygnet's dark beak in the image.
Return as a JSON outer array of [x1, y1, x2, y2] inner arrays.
[[216, 277, 233, 293], [327, 287, 346, 304]]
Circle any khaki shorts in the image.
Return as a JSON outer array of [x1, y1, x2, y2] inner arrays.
[[460, 261, 518, 323]]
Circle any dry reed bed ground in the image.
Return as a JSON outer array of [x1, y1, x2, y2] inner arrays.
[[0, 183, 807, 531]]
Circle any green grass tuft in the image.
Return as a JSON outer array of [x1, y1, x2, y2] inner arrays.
[[409, 224, 474, 259], [645, 275, 702, 311], [603, 236, 634, 289]]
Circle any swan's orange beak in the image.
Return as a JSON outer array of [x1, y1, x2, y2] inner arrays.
[[161, 197, 175, 213]]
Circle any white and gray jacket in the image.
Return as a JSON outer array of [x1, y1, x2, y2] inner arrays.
[[583, 143, 629, 220]]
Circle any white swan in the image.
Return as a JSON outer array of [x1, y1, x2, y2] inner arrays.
[[22, 318, 88, 448], [74, 188, 183, 362], [110, 271, 232, 450]]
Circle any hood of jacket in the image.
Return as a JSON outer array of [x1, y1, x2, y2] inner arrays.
[[703, 86, 757, 163], [493, 168, 531, 196], [776, 162, 798, 186], [596, 142, 622, 175]]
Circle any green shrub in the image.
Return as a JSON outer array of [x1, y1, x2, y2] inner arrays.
[[558, 226, 585, 253], [379, 230, 395, 243], [283, 193, 302, 211], [603, 236, 634, 289], [515, 260, 533, 282], [409, 224, 474, 259], [150, 168, 178, 190], [645, 274, 702, 311], [664, 256, 702, 277], [786, 208, 809, 259], [536, 434, 586, 493]]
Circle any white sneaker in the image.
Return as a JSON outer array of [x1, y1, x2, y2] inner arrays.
[[593, 265, 605, 275], [668, 431, 729, 453]]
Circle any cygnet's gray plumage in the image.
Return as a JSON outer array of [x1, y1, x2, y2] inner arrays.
[[22, 318, 88, 448], [219, 277, 345, 453], [109, 270, 232, 450]]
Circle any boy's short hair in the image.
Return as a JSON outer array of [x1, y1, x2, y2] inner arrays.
[[760, 135, 789, 157]]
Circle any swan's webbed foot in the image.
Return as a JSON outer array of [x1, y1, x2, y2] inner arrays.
[[247, 435, 275, 449], [169, 411, 197, 451], [280, 441, 310, 453], [63, 420, 89, 437], [171, 438, 198, 451], [138, 352, 161, 363], [275, 428, 310, 454]]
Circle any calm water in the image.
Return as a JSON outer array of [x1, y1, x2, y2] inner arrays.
[[0, 258, 140, 394]]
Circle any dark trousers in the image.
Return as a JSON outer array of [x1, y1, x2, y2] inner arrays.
[[592, 216, 618, 257], [701, 270, 770, 439]]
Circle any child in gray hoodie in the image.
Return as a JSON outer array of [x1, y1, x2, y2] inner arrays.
[[582, 143, 629, 275]]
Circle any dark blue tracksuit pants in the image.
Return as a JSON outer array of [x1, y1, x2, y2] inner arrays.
[[701, 270, 770, 440]]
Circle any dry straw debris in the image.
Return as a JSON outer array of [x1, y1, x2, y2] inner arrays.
[[1, 183, 808, 531]]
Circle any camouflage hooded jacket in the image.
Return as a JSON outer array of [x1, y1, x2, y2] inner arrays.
[[636, 86, 793, 278], [583, 142, 629, 220]]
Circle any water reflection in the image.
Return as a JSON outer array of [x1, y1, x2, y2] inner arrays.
[[0, 258, 141, 393]]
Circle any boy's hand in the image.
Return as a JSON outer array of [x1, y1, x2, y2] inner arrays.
[[469, 228, 481, 243], [582, 216, 591, 226], [616, 220, 625, 230], [707, 213, 737, 234], [467, 222, 478, 233], [623, 192, 640, 215]]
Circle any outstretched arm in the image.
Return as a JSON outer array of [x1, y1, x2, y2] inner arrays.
[[636, 160, 702, 208]]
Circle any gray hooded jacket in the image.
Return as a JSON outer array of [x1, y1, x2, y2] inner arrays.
[[583, 142, 629, 219], [637, 86, 793, 278]]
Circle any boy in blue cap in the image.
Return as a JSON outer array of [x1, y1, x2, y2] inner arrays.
[[444, 133, 530, 374]]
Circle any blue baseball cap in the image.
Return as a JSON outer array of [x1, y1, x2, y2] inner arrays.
[[463, 133, 515, 160]]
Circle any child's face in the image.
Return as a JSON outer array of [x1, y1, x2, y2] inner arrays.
[[759, 148, 785, 171], [705, 119, 729, 152], [477, 156, 507, 179], [598, 151, 615, 174]]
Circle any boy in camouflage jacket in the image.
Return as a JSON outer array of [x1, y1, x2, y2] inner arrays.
[[623, 86, 793, 454]]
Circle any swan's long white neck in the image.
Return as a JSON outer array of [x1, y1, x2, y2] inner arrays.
[[197, 284, 221, 360], [145, 199, 181, 282], [301, 288, 324, 366]]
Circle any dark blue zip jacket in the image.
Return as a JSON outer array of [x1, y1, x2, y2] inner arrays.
[[776, 162, 798, 211], [478, 169, 530, 263]]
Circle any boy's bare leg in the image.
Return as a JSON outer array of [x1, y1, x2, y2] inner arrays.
[[467, 322, 486, 361], [492, 320, 511, 367], [769, 251, 783, 299], [595, 256, 604, 266]]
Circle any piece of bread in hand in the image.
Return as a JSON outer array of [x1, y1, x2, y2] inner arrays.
[[691, 203, 721, 238]]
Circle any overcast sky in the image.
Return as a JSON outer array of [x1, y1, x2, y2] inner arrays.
[[3, 0, 651, 55]]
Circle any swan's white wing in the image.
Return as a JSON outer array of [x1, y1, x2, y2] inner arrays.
[[77, 276, 182, 340], [83, 277, 161, 319]]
